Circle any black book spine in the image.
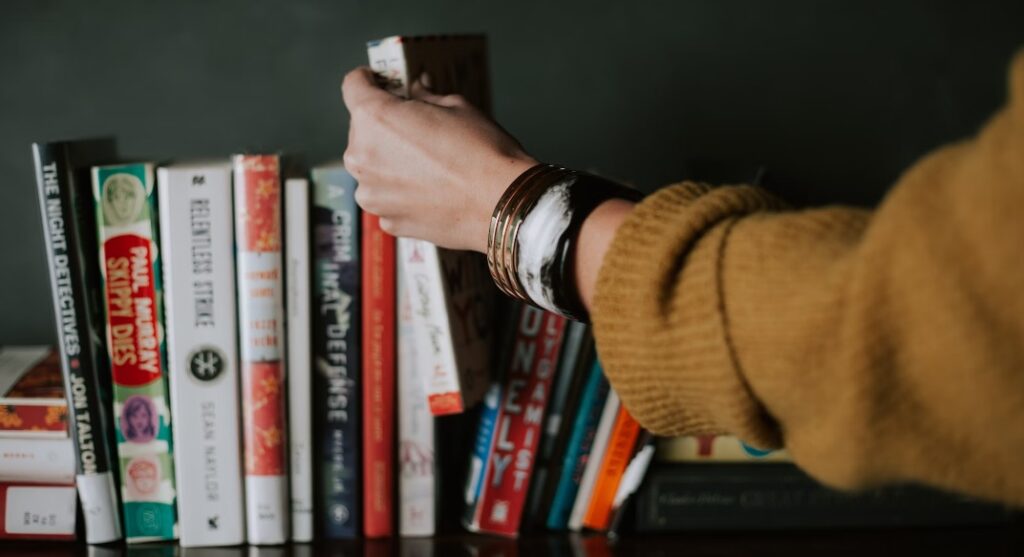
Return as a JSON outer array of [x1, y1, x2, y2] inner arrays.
[[634, 463, 1011, 531], [523, 321, 593, 530], [32, 140, 123, 543]]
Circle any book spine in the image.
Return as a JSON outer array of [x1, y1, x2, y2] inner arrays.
[[361, 211, 395, 537], [32, 142, 122, 543], [462, 381, 501, 529], [93, 162, 178, 543], [0, 482, 77, 540], [634, 463, 1011, 531], [233, 154, 289, 544], [311, 166, 361, 539], [582, 406, 641, 530], [158, 164, 245, 547], [0, 400, 68, 438], [523, 321, 589, 528], [568, 390, 620, 531], [474, 306, 567, 537], [285, 177, 313, 543], [0, 347, 68, 438], [369, 37, 496, 417], [546, 362, 609, 530], [398, 239, 463, 415], [397, 258, 436, 537], [0, 438, 75, 483]]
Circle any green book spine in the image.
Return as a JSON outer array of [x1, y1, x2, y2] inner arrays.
[[92, 162, 178, 543]]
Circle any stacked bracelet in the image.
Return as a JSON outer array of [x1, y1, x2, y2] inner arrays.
[[486, 163, 642, 322]]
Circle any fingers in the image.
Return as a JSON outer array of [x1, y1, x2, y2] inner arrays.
[[409, 72, 470, 109], [341, 66, 395, 113]]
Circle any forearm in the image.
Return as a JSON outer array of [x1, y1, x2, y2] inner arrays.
[[590, 55, 1024, 503], [573, 199, 636, 313]]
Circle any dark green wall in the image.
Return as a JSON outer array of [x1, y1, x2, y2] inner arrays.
[[2, 0, 1022, 344]]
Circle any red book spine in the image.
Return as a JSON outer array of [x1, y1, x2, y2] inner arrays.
[[0, 482, 77, 540], [362, 213, 395, 537], [475, 306, 566, 536]]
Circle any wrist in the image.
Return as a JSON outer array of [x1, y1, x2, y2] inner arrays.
[[474, 154, 537, 253], [486, 164, 642, 321]]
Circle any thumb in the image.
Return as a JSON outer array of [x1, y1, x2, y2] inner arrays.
[[341, 66, 395, 112]]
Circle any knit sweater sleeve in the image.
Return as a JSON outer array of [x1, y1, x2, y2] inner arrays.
[[591, 50, 1024, 504]]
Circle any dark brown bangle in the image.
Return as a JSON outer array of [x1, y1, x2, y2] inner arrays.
[[487, 163, 641, 321]]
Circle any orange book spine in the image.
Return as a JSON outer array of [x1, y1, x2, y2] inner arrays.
[[582, 406, 641, 530]]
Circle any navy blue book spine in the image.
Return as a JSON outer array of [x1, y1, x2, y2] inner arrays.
[[311, 164, 361, 539]]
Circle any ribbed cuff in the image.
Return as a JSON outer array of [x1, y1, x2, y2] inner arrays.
[[592, 182, 784, 448]]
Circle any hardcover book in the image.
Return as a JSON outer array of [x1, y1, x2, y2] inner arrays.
[[285, 176, 313, 543], [233, 154, 289, 544], [368, 34, 498, 416], [361, 207, 395, 538], [465, 305, 567, 537], [311, 163, 361, 539], [93, 162, 178, 543], [0, 482, 77, 541], [158, 161, 245, 547], [633, 463, 1011, 531], [32, 139, 123, 543], [0, 347, 68, 438]]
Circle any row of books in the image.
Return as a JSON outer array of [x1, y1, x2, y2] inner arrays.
[[23, 127, 661, 544], [12, 33, 1013, 548]]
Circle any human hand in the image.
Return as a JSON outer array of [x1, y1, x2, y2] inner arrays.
[[341, 67, 537, 253]]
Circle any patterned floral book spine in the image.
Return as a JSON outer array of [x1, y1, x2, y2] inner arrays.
[[232, 154, 289, 544], [92, 162, 178, 543], [0, 347, 68, 438]]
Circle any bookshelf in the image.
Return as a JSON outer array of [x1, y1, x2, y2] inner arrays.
[[7, 526, 1024, 556], [3, 2, 1024, 553]]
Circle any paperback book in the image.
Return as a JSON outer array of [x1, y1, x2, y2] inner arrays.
[[93, 162, 178, 543]]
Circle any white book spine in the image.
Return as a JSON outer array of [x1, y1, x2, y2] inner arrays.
[[158, 163, 246, 547], [568, 391, 620, 531], [398, 239, 463, 414], [285, 177, 313, 543], [0, 438, 75, 483], [397, 257, 436, 537], [1, 484, 77, 538]]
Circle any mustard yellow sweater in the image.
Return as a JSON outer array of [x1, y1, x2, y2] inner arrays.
[[592, 50, 1024, 505]]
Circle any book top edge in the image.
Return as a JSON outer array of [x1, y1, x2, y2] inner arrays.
[[367, 34, 486, 47]]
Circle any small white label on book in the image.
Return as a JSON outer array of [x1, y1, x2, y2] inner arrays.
[[6, 486, 76, 535]]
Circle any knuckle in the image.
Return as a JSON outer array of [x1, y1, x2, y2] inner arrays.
[[342, 149, 361, 174]]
